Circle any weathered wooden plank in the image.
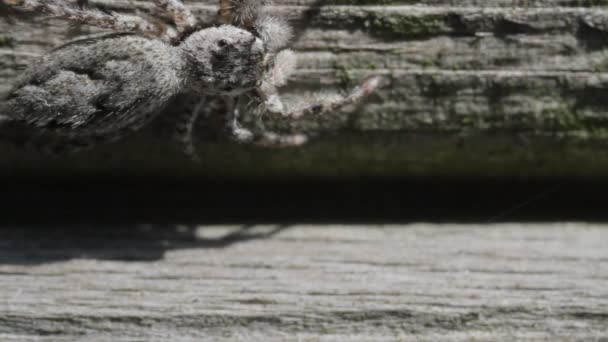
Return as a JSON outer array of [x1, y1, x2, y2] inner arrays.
[[0, 224, 607, 340], [3, 1, 608, 178], [3, 3, 608, 133]]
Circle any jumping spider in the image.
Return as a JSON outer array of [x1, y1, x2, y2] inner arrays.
[[1, 0, 385, 161]]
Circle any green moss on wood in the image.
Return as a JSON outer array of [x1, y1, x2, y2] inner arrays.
[[0, 36, 14, 47], [361, 12, 448, 39]]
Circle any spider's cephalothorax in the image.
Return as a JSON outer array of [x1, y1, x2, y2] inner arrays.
[[181, 26, 266, 95], [2, 0, 386, 161]]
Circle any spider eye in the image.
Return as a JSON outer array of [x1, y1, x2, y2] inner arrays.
[[217, 39, 228, 47]]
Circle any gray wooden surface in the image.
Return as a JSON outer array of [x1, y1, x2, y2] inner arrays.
[[4, 1, 608, 178], [1, 224, 607, 340], [3, 0, 608, 134]]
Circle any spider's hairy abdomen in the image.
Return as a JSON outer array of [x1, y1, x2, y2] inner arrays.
[[5, 33, 187, 137]]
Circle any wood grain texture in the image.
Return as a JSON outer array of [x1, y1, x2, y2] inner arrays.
[[3, 1, 608, 178], [3, 1, 608, 133], [0, 224, 607, 340]]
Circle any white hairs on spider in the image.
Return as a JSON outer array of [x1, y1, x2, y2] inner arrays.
[[255, 91, 345, 115], [290, 92, 346, 111], [255, 14, 292, 52], [228, 0, 272, 25], [266, 49, 296, 87], [6, 0, 166, 36]]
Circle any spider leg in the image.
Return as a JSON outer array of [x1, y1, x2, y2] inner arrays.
[[218, 1, 292, 52], [258, 75, 388, 121], [253, 14, 292, 52], [223, 96, 254, 144], [218, 0, 269, 28], [260, 132, 308, 146], [174, 97, 204, 162], [153, 0, 196, 35], [251, 119, 309, 147], [6, 0, 169, 38], [223, 96, 308, 147], [255, 48, 296, 114]]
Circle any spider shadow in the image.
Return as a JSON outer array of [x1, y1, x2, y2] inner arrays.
[[0, 223, 291, 265]]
